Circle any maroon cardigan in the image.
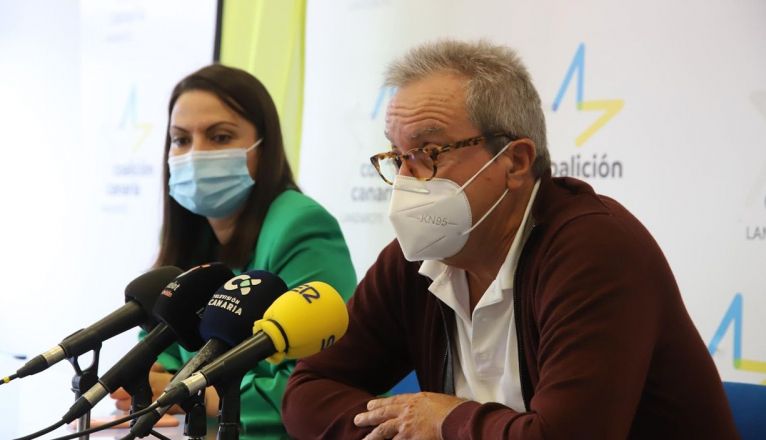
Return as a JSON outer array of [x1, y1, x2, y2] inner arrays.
[[282, 174, 738, 439]]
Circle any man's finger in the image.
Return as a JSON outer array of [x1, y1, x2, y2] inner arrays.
[[367, 394, 409, 410], [115, 398, 131, 411], [109, 387, 129, 399], [355, 404, 403, 427], [362, 419, 399, 440]]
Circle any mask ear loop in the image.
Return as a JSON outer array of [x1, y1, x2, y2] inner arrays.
[[246, 138, 263, 152], [461, 188, 509, 235], [457, 141, 512, 191], [458, 141, 513, 236]]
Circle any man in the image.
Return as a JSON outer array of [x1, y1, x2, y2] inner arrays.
[[282, 40, 737, 439]]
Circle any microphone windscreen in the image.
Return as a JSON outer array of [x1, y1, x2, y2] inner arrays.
[[154, 263, 234, 350], [124, 266, 183, 331], [199, 270, 287, 348], [253, 281, 348, 364]]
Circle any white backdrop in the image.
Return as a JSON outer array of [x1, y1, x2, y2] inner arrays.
[[0, 0, 216, 436], [299, 0, 766, 386]]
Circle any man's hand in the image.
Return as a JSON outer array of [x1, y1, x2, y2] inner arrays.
[[354, 392, 466, 440], [109, 363, 183, 414]]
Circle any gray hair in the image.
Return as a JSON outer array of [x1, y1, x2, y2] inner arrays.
[[384, 39, 550, 177]]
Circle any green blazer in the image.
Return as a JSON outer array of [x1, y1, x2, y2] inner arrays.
[[155, 189, 356, 437]]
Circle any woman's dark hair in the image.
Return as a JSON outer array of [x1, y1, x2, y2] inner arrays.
[[154, 64, 298, 270]]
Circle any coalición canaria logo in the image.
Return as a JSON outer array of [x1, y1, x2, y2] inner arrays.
[[224, 274, 262, 296], [551, 43, 625, 179]]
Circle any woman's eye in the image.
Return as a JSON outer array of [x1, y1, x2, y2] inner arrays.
[[212, 134, 232, 144], [170, 137, 189, 147]]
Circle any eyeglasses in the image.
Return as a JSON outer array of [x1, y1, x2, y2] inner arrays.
[[369, 132, 516, 185]]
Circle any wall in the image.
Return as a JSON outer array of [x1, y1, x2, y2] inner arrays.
[[298, 0, 766, 386]]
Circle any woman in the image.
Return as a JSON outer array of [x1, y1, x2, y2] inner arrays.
[[112, 64, 357, 436]]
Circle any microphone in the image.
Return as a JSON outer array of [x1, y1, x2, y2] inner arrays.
[[155, 281, 349, 407], [153, 263, 237, 352], [130, 270, 287, 436], [13, 266, 183, 380], [60, 263, 234, 424]]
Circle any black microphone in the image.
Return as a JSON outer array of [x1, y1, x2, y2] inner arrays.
[[60, 263, 235, 424], [155, 281, 349, 407], [14, 266, 183, 380], [130, 270, 287, 436]]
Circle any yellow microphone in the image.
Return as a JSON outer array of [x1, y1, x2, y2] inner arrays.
[[253, 281, 349, 364], [155, 281, 349, 407]]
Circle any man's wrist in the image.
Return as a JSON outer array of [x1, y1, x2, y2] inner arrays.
[[440, 399, 474, 440]]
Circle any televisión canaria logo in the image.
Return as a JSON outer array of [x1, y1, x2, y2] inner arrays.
[[206, 274, 264, 316], [224, 274, 262, 296]]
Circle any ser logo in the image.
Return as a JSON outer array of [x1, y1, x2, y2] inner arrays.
[[551, 43, 624, 179], [293, 284, 321, 304], [224, 275, 262, 296], [321, 334, 336, 350]]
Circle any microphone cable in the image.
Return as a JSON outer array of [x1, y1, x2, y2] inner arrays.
[[15, 402, 160, 440], [1, 373, 18, 385], [12, 420, 65, 440], [118, 429, 173, 440], [148, 430, 173, 440], [1, 350, 27, 385]]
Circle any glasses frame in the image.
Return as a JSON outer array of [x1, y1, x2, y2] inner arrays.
[[369, 132, 517, 185]]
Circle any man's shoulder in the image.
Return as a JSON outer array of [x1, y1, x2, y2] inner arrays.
[[526, 175, 663, 274], [533, 175, 639, 231], [362, 239, 429, 292], [373, 239, 422, 272]]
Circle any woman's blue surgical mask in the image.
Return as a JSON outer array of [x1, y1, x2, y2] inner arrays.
[[168, 139, 262, 218]]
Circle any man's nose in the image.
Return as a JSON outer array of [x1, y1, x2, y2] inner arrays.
[[398, 161, 417, 178], [399, 156, 433, 180]]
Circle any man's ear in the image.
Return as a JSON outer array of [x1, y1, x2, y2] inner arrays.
[[503, 139, 536, 190]]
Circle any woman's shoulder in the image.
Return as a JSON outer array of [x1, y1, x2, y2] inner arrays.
[[263, 189, 338, 229], [269, 189, 322, 210]]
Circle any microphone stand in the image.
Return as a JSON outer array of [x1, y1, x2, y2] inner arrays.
[[214, 377, 242, 440], [114, 374, 154, 440], [123, 375, 153, 424], [68, 343, 101, 440], [181, 391, 208, 440], [128, 390, 207, 439]]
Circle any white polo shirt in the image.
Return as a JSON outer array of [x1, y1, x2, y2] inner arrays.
[[418, 180, 540, 412]]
